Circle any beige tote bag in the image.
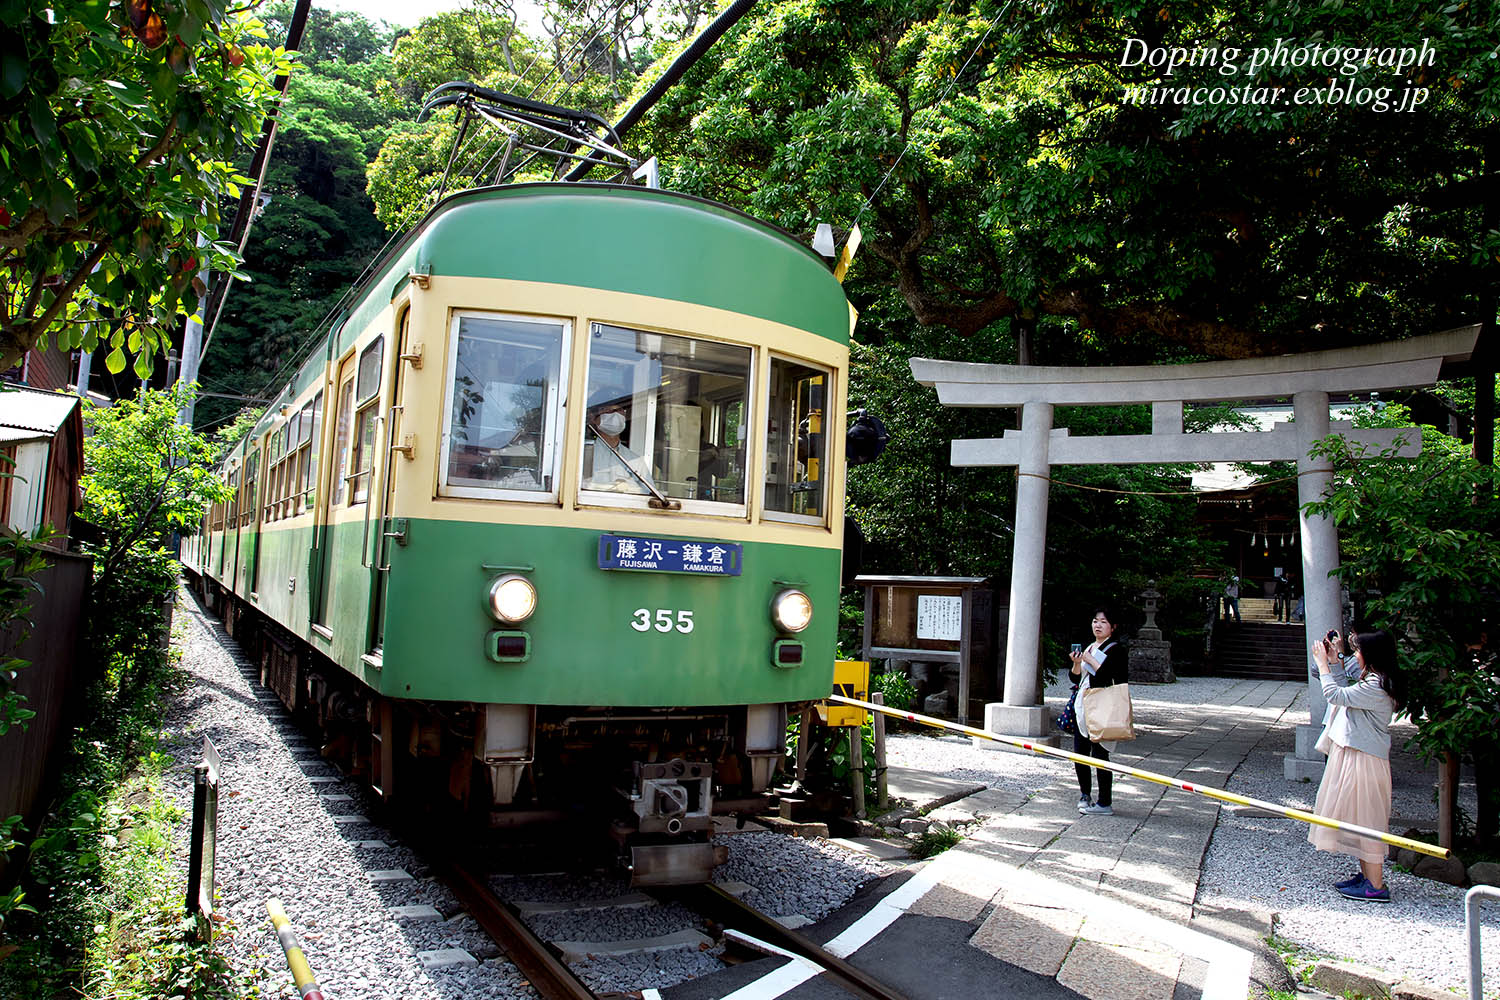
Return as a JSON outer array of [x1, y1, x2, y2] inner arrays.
[[1083, 683, 1136, 741]]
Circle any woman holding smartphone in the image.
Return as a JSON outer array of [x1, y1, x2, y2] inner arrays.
[[1309, 628, 1404, 902], [1070, 608, 1128, 816]]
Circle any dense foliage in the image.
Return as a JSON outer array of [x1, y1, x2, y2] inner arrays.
[[194, 4, 408, 433], [632, 0, 1500, 360], [0, 0, 285, 373], [81, 384, 230, 587], [2, 387, 242, 995]]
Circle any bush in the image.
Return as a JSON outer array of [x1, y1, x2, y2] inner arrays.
[[872, 670, 917, 712]]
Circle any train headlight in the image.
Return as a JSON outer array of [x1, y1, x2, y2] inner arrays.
[[770, 589, 813, 633], [487, 574, 537, 624]]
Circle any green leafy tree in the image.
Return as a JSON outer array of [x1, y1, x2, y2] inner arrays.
[[81, 384, 229, 588], [0, 0, 286, 374], [197, 6, 404, 432], [631, 0, 1500, 361]]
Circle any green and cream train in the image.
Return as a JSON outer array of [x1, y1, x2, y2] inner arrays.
[[181, 183, 853, 883]]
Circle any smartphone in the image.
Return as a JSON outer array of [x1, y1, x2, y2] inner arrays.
[[1325, 629, 1339, 643], [1071, 643, 1082, 654]]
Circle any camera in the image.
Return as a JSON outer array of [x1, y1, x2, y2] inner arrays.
[[1325, 629, 1339, 643], [1070, 643, 1082, 654]]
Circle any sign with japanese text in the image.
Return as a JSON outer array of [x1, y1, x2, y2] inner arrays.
[[598, 533, 742, 576], [916, 595, 962, 641]]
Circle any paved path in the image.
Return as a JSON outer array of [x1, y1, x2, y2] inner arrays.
[[902, 679, 1301, 999], [671, 679, 1306, 1000]]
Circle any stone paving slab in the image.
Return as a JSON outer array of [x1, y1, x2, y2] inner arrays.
[[1057, 938, 1182, 1000], [884, 768, 987, 812]]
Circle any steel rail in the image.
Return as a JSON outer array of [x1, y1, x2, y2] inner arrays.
[[829, 693, 1450, 859], [669, 884, 910, 1000], [442, 863, 599, 1000]]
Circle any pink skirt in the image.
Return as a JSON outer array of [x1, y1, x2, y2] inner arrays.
[[1307, 742, 1392, 864]]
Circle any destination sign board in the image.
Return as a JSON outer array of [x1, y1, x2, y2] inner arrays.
[[598, 534, 742, 576]]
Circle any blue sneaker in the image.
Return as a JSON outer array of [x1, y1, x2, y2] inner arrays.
[[1337, 877, 1390, 903], [1334, 872, 1364, 890]]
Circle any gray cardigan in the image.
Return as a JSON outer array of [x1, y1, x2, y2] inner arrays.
[[1318, 670, 1395, 759]]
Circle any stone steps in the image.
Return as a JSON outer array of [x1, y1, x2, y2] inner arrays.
[[1213, 621, 1308, 681]]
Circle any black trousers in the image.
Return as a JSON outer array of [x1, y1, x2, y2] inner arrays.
[[1074, 730, 1111, 805]]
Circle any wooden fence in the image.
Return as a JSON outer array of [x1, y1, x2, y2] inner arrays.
[[0, 550, 91, 880]]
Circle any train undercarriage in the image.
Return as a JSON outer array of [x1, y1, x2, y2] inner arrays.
[[196, 576, 789, 885]]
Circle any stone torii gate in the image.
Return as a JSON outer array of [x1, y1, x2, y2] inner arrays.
[[911, 327, 1478, 773]]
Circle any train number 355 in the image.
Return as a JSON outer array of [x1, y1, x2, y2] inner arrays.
[[630, 609, 695, 634]]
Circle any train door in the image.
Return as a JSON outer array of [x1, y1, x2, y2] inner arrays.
[[370, 308, 410, 654], [313, 353, 353, 631], [227, 464, 241, 592], [246, 442, 264, 595], [311, 336, 384, 635]]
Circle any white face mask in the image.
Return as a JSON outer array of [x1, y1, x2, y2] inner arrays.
[[598, 411, 626, 435]]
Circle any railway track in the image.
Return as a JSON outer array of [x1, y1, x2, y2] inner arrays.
[[436, 860, 912, 1000]]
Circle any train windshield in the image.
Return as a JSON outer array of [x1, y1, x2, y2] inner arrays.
[[441, 312, 569, 498], [582, 323, 750, 511]]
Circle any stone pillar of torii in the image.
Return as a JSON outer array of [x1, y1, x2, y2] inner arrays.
[[910, 326, 1477, 779]]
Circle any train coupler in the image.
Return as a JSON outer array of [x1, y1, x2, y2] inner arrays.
[[620, 758, 713, 836]]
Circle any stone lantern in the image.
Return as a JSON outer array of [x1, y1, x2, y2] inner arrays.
[[1130, 579, 1175, 683]]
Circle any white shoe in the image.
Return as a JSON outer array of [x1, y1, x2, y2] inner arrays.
[[1083, 803, 1114, 816], [1077, 794, 1092, 814]]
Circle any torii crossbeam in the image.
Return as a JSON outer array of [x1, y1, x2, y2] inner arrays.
[[910, 327, 1479, 760]]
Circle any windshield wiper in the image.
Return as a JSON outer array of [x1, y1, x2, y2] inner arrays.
[[588, 430, 681, 510]]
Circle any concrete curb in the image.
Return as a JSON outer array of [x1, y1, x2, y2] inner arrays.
[[1306, 958, 1465, 1000]]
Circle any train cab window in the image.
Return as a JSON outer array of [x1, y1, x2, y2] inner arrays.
[[350, 337, 384, 505], [580, 323, 750, 512], [763, 357, 830, 524], [441, 313, 569, 499]]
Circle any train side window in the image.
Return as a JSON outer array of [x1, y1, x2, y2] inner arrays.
[[440, 313, 569, 500], [763, 357, 830, 524], [282, 417, 299, 518], [580, 323, 750, 512], [350, 337, 384, 505], [297, 393, 321, 510], [332, 374, 354, 505]]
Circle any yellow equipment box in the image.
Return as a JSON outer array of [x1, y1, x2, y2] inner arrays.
[[817, 660, 870, 727]]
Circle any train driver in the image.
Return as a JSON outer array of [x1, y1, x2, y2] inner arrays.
[[584, 397, 654, 493]]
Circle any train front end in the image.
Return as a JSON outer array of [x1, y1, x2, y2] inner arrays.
[[367, 184, 852, 883]]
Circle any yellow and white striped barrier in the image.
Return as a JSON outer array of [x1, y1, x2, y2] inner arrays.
[[267, 899, 326, 1000], [828, 694, 1449, 860]]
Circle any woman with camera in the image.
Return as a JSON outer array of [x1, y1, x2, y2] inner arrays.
[[1308, 628, 1404, 903], [1069, 608, 1128, 816]]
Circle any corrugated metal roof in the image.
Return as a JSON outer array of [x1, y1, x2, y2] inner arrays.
[[0, 385, 80, 435], [0, 427, 49, 446]]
